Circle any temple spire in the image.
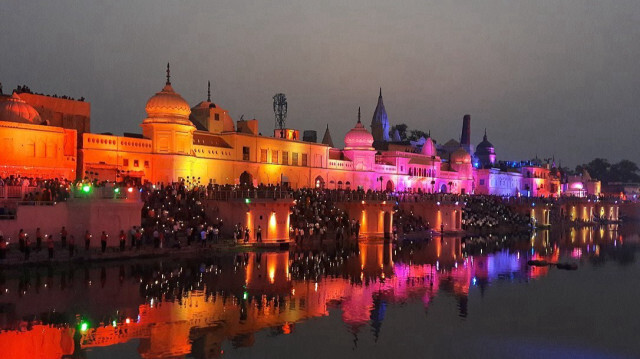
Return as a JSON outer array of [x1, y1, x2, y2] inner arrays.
[[357, 106, 361, 123], [166, 62, 171, 85], [322, 124, 334, 147], [483, 128, 487, 141], [207, 81, 211, 102], [379, 87, 382, 97]]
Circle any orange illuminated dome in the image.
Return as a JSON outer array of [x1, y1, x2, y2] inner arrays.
[[0, 92, 42, 124], [450, 147, 471, 164], [344, 107, 374, 150], [143, 63, 192, 126]]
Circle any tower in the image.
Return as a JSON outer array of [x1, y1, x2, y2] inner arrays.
[[371, 88, 390, 142], [460, 114, 472, 154], [273, 93, 287, 137]]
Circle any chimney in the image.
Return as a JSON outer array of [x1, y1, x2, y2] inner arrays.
[[460, 114, 471, 147]]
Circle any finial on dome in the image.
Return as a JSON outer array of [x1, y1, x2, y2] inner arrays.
[[357, 106, 361, 123], [207, 81, 211, 102], [484, 128, 487, 140], [379, 87, 382, 97], [166, 63, 171, 85]]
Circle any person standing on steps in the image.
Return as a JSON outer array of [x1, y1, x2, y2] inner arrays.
[[119, 230, 126, 251], [47, 235, 54, 259], [24, 237, 31, 261], [101, 231, 108, 253], [60, 226, 67, 248], [84, 230, 92, 251], [256, 226, 262, 242], [36, 228, 42, 252]]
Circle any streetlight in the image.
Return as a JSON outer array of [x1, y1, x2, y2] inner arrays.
[[377, 176, 384, 192]]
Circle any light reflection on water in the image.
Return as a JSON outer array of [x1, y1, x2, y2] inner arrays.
[[0, 224, 638, 358]]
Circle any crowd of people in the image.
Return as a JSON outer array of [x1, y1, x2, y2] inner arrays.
[[289, 188, 361, 244], [462, 195, 531, 231], [0, 176, 72, 202]]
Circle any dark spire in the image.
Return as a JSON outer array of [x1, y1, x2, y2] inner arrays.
[[322, 124, 334, 147], [166, 62, 171, 85], [357, 106, 361, 123], [379, 87, 382, 97], [207, 81, 211, 102], [483, 128, 487, 141]]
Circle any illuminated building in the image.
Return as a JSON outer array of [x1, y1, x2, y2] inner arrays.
[[0, 67, 572, 196]]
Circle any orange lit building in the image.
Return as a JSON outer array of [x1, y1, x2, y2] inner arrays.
[[0, 67, 567, 195]]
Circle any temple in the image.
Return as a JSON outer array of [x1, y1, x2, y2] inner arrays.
[[0, 67, 599, 197]]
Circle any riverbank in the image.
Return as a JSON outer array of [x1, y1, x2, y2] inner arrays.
[[0, 239, 296, 268]]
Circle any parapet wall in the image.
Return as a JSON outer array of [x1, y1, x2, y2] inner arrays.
[[0, 199, 142, 247]]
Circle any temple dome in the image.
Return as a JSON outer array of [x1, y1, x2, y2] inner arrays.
[[421, 137, 436, 157], [450, 147, 471, 164], [144, 83, 192, 125], [344, 112, 374, 150], [475, 130, 495, 155], [0, 92, 42, 125]]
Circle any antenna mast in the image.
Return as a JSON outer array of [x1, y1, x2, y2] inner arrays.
[[273, 93, 287, 137]]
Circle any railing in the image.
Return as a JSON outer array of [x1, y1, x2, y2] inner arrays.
[[0, 186, 40, 199], [206, 189, 294, 201]]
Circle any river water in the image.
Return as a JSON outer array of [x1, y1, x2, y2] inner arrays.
[[0, 225, 638, 359]]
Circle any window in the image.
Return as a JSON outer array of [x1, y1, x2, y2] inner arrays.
[[479, 179, 485, 185], [123, 159, 129, 166], [134, 160, 139, 168], [292, 152, 299, 166], [214, 113, 220, 121], [301, 153, 308, 167], [261, 149, 268, 163], [272, 150, 279, 164], [243, 146, 250, 161], [282, 151, 288, 165], [144, 161, 150, 168]]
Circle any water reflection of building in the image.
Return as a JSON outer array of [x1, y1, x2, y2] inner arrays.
[[0, 230, 631, 358]]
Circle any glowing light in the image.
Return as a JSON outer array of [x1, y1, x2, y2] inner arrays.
[[80, 321, 89, 332], [82, 185, 91, 193], [245, 198, 251, 204], [127, 187, 133, 193], [243, 291, 249, 300], [114, 187, 120, 193], [112, 320, 117, 327], [125, 318, 131, 324]]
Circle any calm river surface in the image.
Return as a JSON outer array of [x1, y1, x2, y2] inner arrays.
[[1, 225, 639, 359]]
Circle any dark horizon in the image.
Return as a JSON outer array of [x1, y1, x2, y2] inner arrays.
[[2, 0, 639, 168]]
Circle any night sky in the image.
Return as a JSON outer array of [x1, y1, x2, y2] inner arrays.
[[2, 0, 639, 167]]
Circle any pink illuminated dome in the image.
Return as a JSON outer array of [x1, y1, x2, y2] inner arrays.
[[450, 147, 471, 164], [0, 92, 42, 125], [344, 107, 374, 150], [143, 63, 192, 126]]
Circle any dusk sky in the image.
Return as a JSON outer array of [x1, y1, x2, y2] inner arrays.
[[2, 0, 639, 167]]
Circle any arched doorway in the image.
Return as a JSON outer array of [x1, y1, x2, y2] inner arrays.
[[315, 176, 325, 189], [440, 184, 447, 193], [385, 180, 394, 192], [337, 180, 343, 189], [239, 171, 253, 187]]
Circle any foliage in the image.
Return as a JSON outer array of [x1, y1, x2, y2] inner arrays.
[[389, 124, 408, 141], [408, 130, 428, 141], [575, 158, 640, 184]]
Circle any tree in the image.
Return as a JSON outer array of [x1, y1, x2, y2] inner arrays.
[[389, 124, 408, 141], [610, 160, 640, 183], [575, 158, 640, 184], [408, 130, 428, 141], [576, 158, 610, 183]]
